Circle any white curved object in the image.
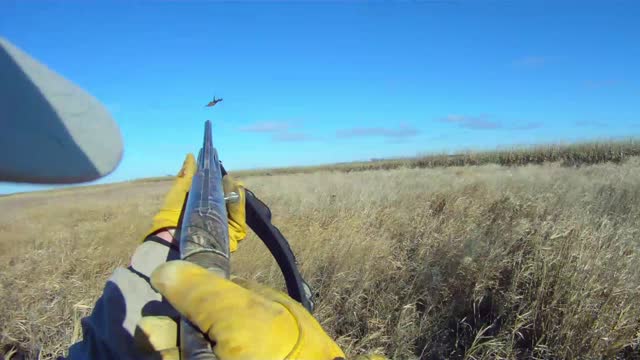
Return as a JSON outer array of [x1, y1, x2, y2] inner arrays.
[[0, 37, 123, 184]]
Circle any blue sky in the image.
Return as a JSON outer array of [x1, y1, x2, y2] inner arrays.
[[1, 0, 639, 194]]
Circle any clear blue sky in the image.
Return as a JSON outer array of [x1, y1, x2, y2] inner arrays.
[[1, 0, 639, 194]]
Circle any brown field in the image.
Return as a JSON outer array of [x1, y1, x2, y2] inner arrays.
[[1, 157, 640, 358]]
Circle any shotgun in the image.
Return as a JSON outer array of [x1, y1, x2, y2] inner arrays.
[[179, 120, 314, 359]]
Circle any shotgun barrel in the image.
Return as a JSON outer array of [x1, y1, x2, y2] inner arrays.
[[179, 120, 229, 359]]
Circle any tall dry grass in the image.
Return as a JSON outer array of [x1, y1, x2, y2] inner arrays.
[[1, 159, 640, 359]]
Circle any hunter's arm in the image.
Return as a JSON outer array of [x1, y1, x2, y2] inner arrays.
[[65, 235, 180, 360]]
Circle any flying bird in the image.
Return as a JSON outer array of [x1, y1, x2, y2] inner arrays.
[[206, 96, 223, 107]]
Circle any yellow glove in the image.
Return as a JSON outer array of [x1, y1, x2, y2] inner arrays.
[[146, 154, 196, 236], [136, 260, 346, 360], [223, 174, 247, 252], [145, 154, 247, 252]]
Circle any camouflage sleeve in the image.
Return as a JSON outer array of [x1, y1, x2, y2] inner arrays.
[[65, 237, 180, 360]]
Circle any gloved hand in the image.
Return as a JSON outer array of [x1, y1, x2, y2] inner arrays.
[[136, 260, 346, 360], [145, 153, 247, 251], [146, 153, 196, 235], [223, 174, 247, 252]]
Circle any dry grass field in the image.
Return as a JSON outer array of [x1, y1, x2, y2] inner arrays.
[[1, 157, 640, 359]]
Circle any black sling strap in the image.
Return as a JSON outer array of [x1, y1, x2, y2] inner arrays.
[[221, 166, 315, 312]]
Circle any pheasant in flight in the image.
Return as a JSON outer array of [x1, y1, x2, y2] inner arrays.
[[206, 96, 223, 107]]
